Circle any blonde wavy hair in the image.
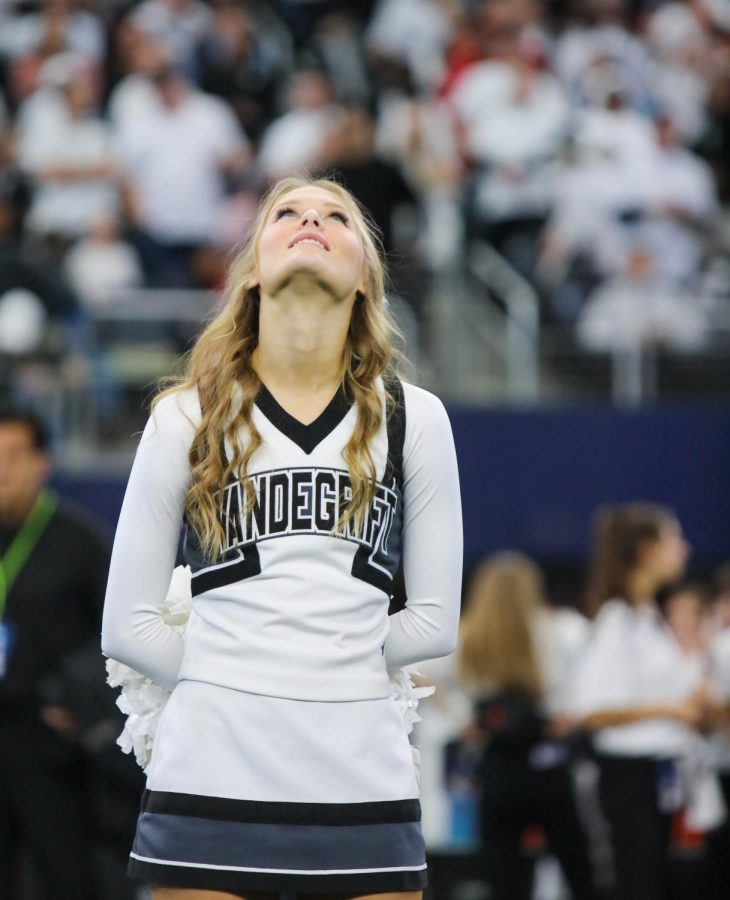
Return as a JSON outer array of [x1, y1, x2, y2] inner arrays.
[[458, 552, 546, 700], [154, 176, 403, 559]]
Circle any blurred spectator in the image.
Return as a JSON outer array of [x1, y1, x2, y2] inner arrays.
[[257, 66, 342, 179], [709, 572, 730, 899], [0, 180, 79, 348], [661, 581, 721, 900], [695, 70, 730, 202], [321, 103, 423, 307], [645, 1, 712, 143], [0, 0, 105, 107], [458, 552, 595, 900], [16, 54, 118, 246], [366, 0, 456, 92], [542, 83, 656, 290], [576, 246, 710, 354], [711, 562, 730, 632], [663, 582, 714, 660], [0, 0, 105, 63], [0, 178, 86, 456], [64, 217, 143, 309], [373, 59, 463, 267], [131, 0, 212, 77], [323, 105, 416, 258], [539, 91, 716, 320], [636, 115, 718, 285], [270, 0, 374, 48], [447, 3, 569, 278], [309, 11, 371, 104], [117, 64, 250, 286], [554, 0, 654, 114], [106, 24, 168, 136], [572, 503, 723, 900], [0, 407, 111, 899], [197, 0, 286, 143]]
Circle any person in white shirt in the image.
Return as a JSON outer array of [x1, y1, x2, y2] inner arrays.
[[17, 55, 118, 242], [365, 0, 455, 93], [448, 55, 569, 230], [577, 246, 710, 354], [106, 27, 169, 139], [116, 65, 250, 287], [131, 0, 212, 76], [572, 503, 716, 900], [64, 216, 143, 309], [256, 67, 343, 181], [458, 552, 596, 900], [101, 176, 463, 899], [0, 0, 105, 66]]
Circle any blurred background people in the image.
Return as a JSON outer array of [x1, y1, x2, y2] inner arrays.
[[458, 551, 595, 900], [16, 53, 118, 253], [63, 216, 143, 310], [448, 1, 569, 281], [257, 65, 343, 180], [196, 0, 286, 143], [572, 503, 723, 900], [576, 246, 711, 354], [117, 63, 250, 287], [0, 407, 111, 899]]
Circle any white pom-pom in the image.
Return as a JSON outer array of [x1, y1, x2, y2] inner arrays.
[[105, 565, 192, 770], [389, 667, 435, 783]]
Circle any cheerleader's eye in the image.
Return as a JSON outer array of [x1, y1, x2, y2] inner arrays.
[[329, 211, 349, 225], [274, 206, 296, 220]]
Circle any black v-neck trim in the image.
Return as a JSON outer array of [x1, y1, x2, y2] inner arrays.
[[255, 383, 353, 454]]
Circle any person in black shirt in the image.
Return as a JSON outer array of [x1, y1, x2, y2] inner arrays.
[[320, 105, 423, 310], [323, 105, 416, 256], [457, 553, 596, 900], [0, 408, 111, 899]]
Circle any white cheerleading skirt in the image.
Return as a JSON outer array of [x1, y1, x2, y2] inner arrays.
[[128, 679, 427, 894]]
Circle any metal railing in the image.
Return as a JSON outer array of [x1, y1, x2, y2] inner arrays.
[[466, 239, 541, 403]]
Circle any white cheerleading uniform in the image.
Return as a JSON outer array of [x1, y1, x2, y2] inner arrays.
[[102, 378, 463, 894]]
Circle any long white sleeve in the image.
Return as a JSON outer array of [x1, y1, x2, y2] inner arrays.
[[101, 389, 200, 689], [384, 384, 463, 671]]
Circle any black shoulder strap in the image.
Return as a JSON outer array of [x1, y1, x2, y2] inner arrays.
[[384, 377, 408, 616], [384, 376, 406, 492]]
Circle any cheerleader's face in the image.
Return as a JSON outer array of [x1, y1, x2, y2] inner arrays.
[[254, 186, 365, 305]]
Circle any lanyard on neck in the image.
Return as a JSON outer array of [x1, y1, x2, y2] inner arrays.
[[0, 491, 58, 620]]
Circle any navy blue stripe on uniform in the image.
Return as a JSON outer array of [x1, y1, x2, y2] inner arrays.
[[132, 814, 426, 872], [140, 789, 421, 825]]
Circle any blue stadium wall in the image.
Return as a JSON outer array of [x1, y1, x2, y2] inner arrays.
[[56, 405, 730, 580]]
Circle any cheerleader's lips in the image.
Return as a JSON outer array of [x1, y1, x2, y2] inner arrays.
[[289, 232, 330, 251]]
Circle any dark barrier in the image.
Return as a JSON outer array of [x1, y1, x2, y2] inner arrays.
[[449, 404, 730, 568], [54, 404, 730, 573]]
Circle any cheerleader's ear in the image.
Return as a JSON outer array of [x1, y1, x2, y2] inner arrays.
[[242, 274, 260, 297]]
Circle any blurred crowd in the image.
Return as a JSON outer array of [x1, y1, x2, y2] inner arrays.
[[419, 508, 730, 900], [0, 0, 729, 387]]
